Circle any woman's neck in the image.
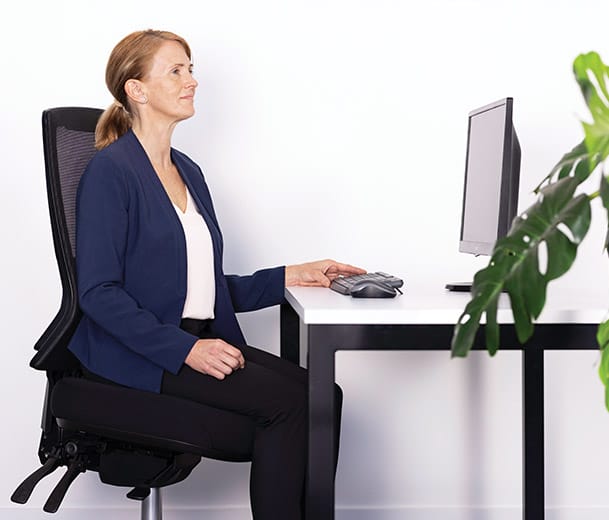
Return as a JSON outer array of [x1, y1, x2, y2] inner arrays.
[[131, 120, 177, 171]]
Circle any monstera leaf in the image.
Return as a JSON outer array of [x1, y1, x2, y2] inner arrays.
[[574, 52, 609, 162], [451, 51, 609, 408], [451, 176, 591, 357], [601, 167, 609, 249], [598, 318, 609, 409]]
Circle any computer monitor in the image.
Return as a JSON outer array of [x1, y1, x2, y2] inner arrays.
[[446, 97, 521, 292]]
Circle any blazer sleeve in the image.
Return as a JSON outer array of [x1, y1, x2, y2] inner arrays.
[[225, 266, 287, 312], [75, 155, 196, 374]]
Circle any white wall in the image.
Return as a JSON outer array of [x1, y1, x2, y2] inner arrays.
[[2, 1, 609, 518]]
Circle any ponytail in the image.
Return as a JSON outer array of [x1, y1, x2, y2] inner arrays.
[[95, 102, 132, 150]]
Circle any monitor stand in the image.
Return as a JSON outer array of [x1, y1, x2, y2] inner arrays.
[[445, 282, 473, 292], [445, 282, 509, 293]]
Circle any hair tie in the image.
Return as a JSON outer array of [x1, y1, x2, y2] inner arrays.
[[114, 100, 129, 113]]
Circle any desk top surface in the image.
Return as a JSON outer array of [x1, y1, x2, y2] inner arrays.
[[285, 282, 608, 325]]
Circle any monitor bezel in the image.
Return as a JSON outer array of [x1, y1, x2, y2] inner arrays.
[[458, 97, 520, 256]]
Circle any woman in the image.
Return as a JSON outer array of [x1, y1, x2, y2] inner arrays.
[[67, 29, 365, 519]]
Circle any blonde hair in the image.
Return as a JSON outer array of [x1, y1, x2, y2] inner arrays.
[[95, 29, 191, 149]]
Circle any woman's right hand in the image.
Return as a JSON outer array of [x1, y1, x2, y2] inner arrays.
[[185, 338, 245, 380]]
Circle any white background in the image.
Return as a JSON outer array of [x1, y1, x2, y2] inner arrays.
[[2, 1, 609, 518]]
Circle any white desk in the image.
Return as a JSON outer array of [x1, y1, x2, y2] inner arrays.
[[279, 283, 607, 520]]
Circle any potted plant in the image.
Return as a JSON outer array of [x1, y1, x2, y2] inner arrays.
[[450, 51, 609, 407]]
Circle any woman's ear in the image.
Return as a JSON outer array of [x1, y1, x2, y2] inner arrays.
[[125, 79, 148, 105]]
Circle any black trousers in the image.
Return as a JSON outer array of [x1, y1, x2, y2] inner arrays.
[[163, 319, 342, 520]]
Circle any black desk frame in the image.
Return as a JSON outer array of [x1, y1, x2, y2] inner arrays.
[[280, 303, 598, 520]]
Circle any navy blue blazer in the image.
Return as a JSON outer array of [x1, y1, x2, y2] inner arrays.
[[68, 130, 286, 393]]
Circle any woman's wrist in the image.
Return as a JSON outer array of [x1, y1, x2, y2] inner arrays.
[[285, 265, 297, 287]]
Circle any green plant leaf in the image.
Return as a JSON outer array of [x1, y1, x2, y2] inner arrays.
[[573, 52, 609, 120], [535, 53, 609, 191], [600, 173, 609, 250], [599, 319, 609, 352], [535, 141, 596, 190], [573, 52, 609, 164], [451, 176, 591, 358], [597, 319, 609, 410], [485, 294, 500, 356]]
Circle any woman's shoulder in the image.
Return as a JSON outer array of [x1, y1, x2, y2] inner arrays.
[[86, 131, 143, 176], [85, 147, 125, 182], [80, 133, 139, 195], [93, 130, 136, 162]]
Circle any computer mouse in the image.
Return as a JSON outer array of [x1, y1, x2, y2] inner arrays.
[[349, 280, 397, 299]]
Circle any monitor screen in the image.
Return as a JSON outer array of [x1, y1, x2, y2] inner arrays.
[[459, 97, 521, 256]]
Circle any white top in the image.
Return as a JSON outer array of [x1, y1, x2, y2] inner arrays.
[[172, 188, 215, 320], [285, 280, 609, 325]]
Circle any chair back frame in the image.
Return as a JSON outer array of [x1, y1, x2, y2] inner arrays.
[[32, 107, 103, 371]]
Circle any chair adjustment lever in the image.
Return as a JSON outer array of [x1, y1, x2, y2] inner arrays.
[[43, 456, 86, 513], [11, 455, 61, 504], [127, 487, 151, 501]]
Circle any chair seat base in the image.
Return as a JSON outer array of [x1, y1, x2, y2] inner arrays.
[[52, 376, 254, 461], [12, 425, 200, 513]]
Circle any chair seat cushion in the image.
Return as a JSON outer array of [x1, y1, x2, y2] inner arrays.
[[51, 377, 254, 462]]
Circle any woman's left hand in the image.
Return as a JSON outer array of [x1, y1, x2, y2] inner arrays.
[[285, 259, 366, 287]]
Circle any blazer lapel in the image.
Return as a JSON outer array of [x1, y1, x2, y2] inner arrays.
[[172, 151, 224, 256]]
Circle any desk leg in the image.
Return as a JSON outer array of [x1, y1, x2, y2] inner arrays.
[[306, 325, 336, 520], [523, 344, 544, 520], [280, 303, 300, 365]]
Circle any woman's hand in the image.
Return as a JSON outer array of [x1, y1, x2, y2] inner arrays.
[[285, 259, 366, 288], [185, 338, 245, 380]]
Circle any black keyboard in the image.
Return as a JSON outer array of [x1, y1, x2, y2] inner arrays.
[[330, 272, 404, 296]]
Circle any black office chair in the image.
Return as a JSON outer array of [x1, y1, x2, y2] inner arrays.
[[11, 107, 256, 518]]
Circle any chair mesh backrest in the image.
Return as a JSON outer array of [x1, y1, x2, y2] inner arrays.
[[30, 108, 102, 370], [55, 126, 97, 258]]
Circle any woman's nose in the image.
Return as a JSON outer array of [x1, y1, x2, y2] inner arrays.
[[186, 75, 198, 89]]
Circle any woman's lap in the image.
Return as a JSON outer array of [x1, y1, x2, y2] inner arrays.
[[161, 344, 307, 425]]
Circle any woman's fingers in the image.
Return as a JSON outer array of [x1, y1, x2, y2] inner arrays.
[[218, 351, 243, 370], [285, 259, 367, 287], [186, 338, 245, 379]]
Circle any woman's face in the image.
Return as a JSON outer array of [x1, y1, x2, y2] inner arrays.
[[140, 40, 198, 124]]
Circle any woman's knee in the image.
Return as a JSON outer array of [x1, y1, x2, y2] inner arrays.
[[270, 379, 307, 421]]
